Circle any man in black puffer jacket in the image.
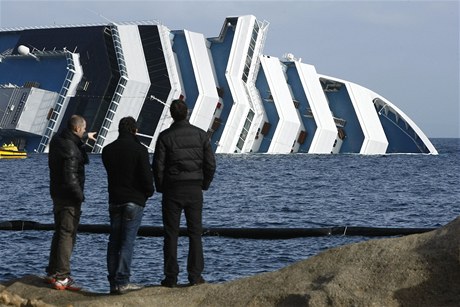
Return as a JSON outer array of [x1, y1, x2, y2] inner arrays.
[[47, 115, 95, 290], [153, 99, 216, 287], [102, 116, 154, 294]]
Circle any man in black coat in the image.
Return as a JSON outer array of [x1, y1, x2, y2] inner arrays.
[[47, 115, 95, 290], [102, 116, 154, 294], [153, 99, 216, 287]]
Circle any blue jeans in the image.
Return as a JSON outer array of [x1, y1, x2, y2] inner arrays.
[[107, 202, 144, 287]]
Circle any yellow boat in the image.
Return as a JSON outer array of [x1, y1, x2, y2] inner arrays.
[[0, 143, 27, 159]]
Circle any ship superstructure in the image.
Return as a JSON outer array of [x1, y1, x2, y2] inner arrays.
[[0, 15, 437, 154]]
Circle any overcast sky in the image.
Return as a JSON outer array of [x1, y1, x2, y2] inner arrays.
[[1, 0, 458, 138]]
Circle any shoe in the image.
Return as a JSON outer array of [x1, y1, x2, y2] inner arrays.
[[110, 285, 119, 295], [43, 274, 56, 284], [188, 276, 206, 286], [113, 283, 143, 295], [52, 277, 81, 291], [160, 278, 177, 288]]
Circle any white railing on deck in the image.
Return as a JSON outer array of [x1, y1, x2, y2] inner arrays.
[[93, 25, 128, 153], [37, 51, 77, 153]]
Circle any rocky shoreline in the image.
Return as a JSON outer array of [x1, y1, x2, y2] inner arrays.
[[1, 216, 459, 307]]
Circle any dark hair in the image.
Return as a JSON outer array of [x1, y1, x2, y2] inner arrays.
[[170, 99, 188, 121], [118, 116, 138, 134], [67, 115, 85, 130]]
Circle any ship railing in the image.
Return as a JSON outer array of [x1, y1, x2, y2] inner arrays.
[[376, 104, 426, 153], [158, 25, 180, 92], [149, 25, 181, 148], [93, 25, 128, 154], [245, 19, 268, 112], [37, 51, 77, 153], [239, 19, 269, 152], [1, 49, 71, 62], [93, 81, 126, 153]]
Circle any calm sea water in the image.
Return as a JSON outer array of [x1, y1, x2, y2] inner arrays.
[[0, 138, 458, 293]]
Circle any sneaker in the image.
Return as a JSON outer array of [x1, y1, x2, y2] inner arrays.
[[160, 278, 177, 288], [52, 277, 81, 291], [110, 285, 119, 295], [115, 283, 143, 295], [188, 276, 206, 286], [43, 274, 56, 284]]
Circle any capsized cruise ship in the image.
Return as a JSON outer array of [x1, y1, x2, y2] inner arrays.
[[0, 15, 437, 155]]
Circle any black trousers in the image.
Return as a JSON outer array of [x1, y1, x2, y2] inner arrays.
[[47, 198, 81, 279], [162, 185, 203, 283]]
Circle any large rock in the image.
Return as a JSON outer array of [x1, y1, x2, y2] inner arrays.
[[1, 217, 459, 306]]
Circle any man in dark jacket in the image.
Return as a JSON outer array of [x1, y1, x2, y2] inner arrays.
[[102, 117, 154, 295], [47, 115, 95, 290], [153, 99, 216, 287]]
